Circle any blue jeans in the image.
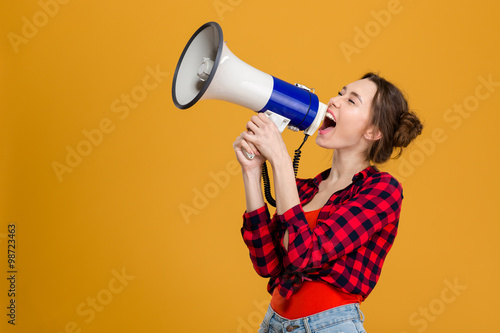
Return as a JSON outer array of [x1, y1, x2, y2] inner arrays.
[[258, 303, 366, 333]]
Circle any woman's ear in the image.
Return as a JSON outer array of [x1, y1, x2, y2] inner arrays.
[[364, 126, 382, 141]]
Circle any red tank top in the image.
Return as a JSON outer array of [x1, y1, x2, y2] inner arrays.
[[270, 208, 362, 319]]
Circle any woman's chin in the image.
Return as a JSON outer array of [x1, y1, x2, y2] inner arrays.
[[315, 134, 335, 150]]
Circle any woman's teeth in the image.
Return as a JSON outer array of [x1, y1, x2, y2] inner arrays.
[[325, 112, 336, 127]]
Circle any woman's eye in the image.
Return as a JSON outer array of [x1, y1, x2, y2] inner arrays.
[[338, 91, 356, 105]]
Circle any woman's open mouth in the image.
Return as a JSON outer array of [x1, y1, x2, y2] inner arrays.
[[318, 111, 336, 134]]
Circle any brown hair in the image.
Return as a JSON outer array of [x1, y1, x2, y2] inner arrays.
[[362, 72, 423, 164]]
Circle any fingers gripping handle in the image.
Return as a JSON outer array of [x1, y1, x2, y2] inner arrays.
[[242, 111, 289, 160]]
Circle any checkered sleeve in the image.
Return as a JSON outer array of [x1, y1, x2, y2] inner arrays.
[[279, 173, 402, 273], [241, 204, 283, 278]]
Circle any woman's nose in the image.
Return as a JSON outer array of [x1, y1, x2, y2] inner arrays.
[[329, 96, 341, 108]]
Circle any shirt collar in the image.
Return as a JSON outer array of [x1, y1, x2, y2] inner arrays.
[[352, 165, 379, 182], [311, 165, 379, 188]]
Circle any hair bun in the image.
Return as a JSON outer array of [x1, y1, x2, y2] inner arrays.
[[393, 111, 423, 148], [362, 72, 424, 163]]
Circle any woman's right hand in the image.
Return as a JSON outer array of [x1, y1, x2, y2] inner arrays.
[[233, 130, 266, 174]]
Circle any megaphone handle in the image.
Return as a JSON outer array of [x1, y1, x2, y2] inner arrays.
[[262, 111, 289, 133], [240, 111, 289, 161]]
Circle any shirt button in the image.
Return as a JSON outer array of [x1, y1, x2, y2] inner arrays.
[[286, 325, 294, 332]]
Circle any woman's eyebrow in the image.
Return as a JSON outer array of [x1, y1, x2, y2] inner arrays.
[[342, 86, 363, 104], [350, 91, 363, 104]]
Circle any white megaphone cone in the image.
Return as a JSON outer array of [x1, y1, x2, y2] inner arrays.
[[172, 21, 327, 135]]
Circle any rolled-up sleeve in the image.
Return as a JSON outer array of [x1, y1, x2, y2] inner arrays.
[[241, 204, 283, 278]]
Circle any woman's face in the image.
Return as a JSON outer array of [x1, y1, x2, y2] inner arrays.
[[315, 78, 378, 152]]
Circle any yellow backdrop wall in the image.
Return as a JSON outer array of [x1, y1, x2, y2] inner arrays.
[[1, 0, 499, 332]]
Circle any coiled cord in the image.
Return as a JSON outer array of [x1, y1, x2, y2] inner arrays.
[[293, 134, 309, 177], [262, 134, 310, 207], [262, 162, 276, 207]]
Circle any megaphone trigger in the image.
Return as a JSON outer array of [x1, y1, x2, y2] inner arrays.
[[242, 149, 255, 160]]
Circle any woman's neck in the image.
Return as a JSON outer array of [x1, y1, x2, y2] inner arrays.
[[326, 150, 370, 185]]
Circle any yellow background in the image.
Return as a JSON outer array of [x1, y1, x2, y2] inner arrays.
[[1, 0, 499, 332]]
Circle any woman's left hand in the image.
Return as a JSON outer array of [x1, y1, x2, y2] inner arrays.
[[244, 113, 299, 215], [241, 113, 289, 166]]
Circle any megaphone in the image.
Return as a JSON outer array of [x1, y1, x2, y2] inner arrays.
[[171, 21, 327, 136]]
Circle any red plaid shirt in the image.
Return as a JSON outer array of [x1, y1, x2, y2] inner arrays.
[[241, 166, 403, 300]]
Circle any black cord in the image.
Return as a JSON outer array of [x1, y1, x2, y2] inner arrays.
[[262, 161, 276, 207], [261, 134, 309, 207], [293, 134, 309, 177]]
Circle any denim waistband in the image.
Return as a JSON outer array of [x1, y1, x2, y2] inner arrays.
[[261, 303, 364, 333]]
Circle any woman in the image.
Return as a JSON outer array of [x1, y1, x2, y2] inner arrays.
[[233, 73, 423, 333]]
